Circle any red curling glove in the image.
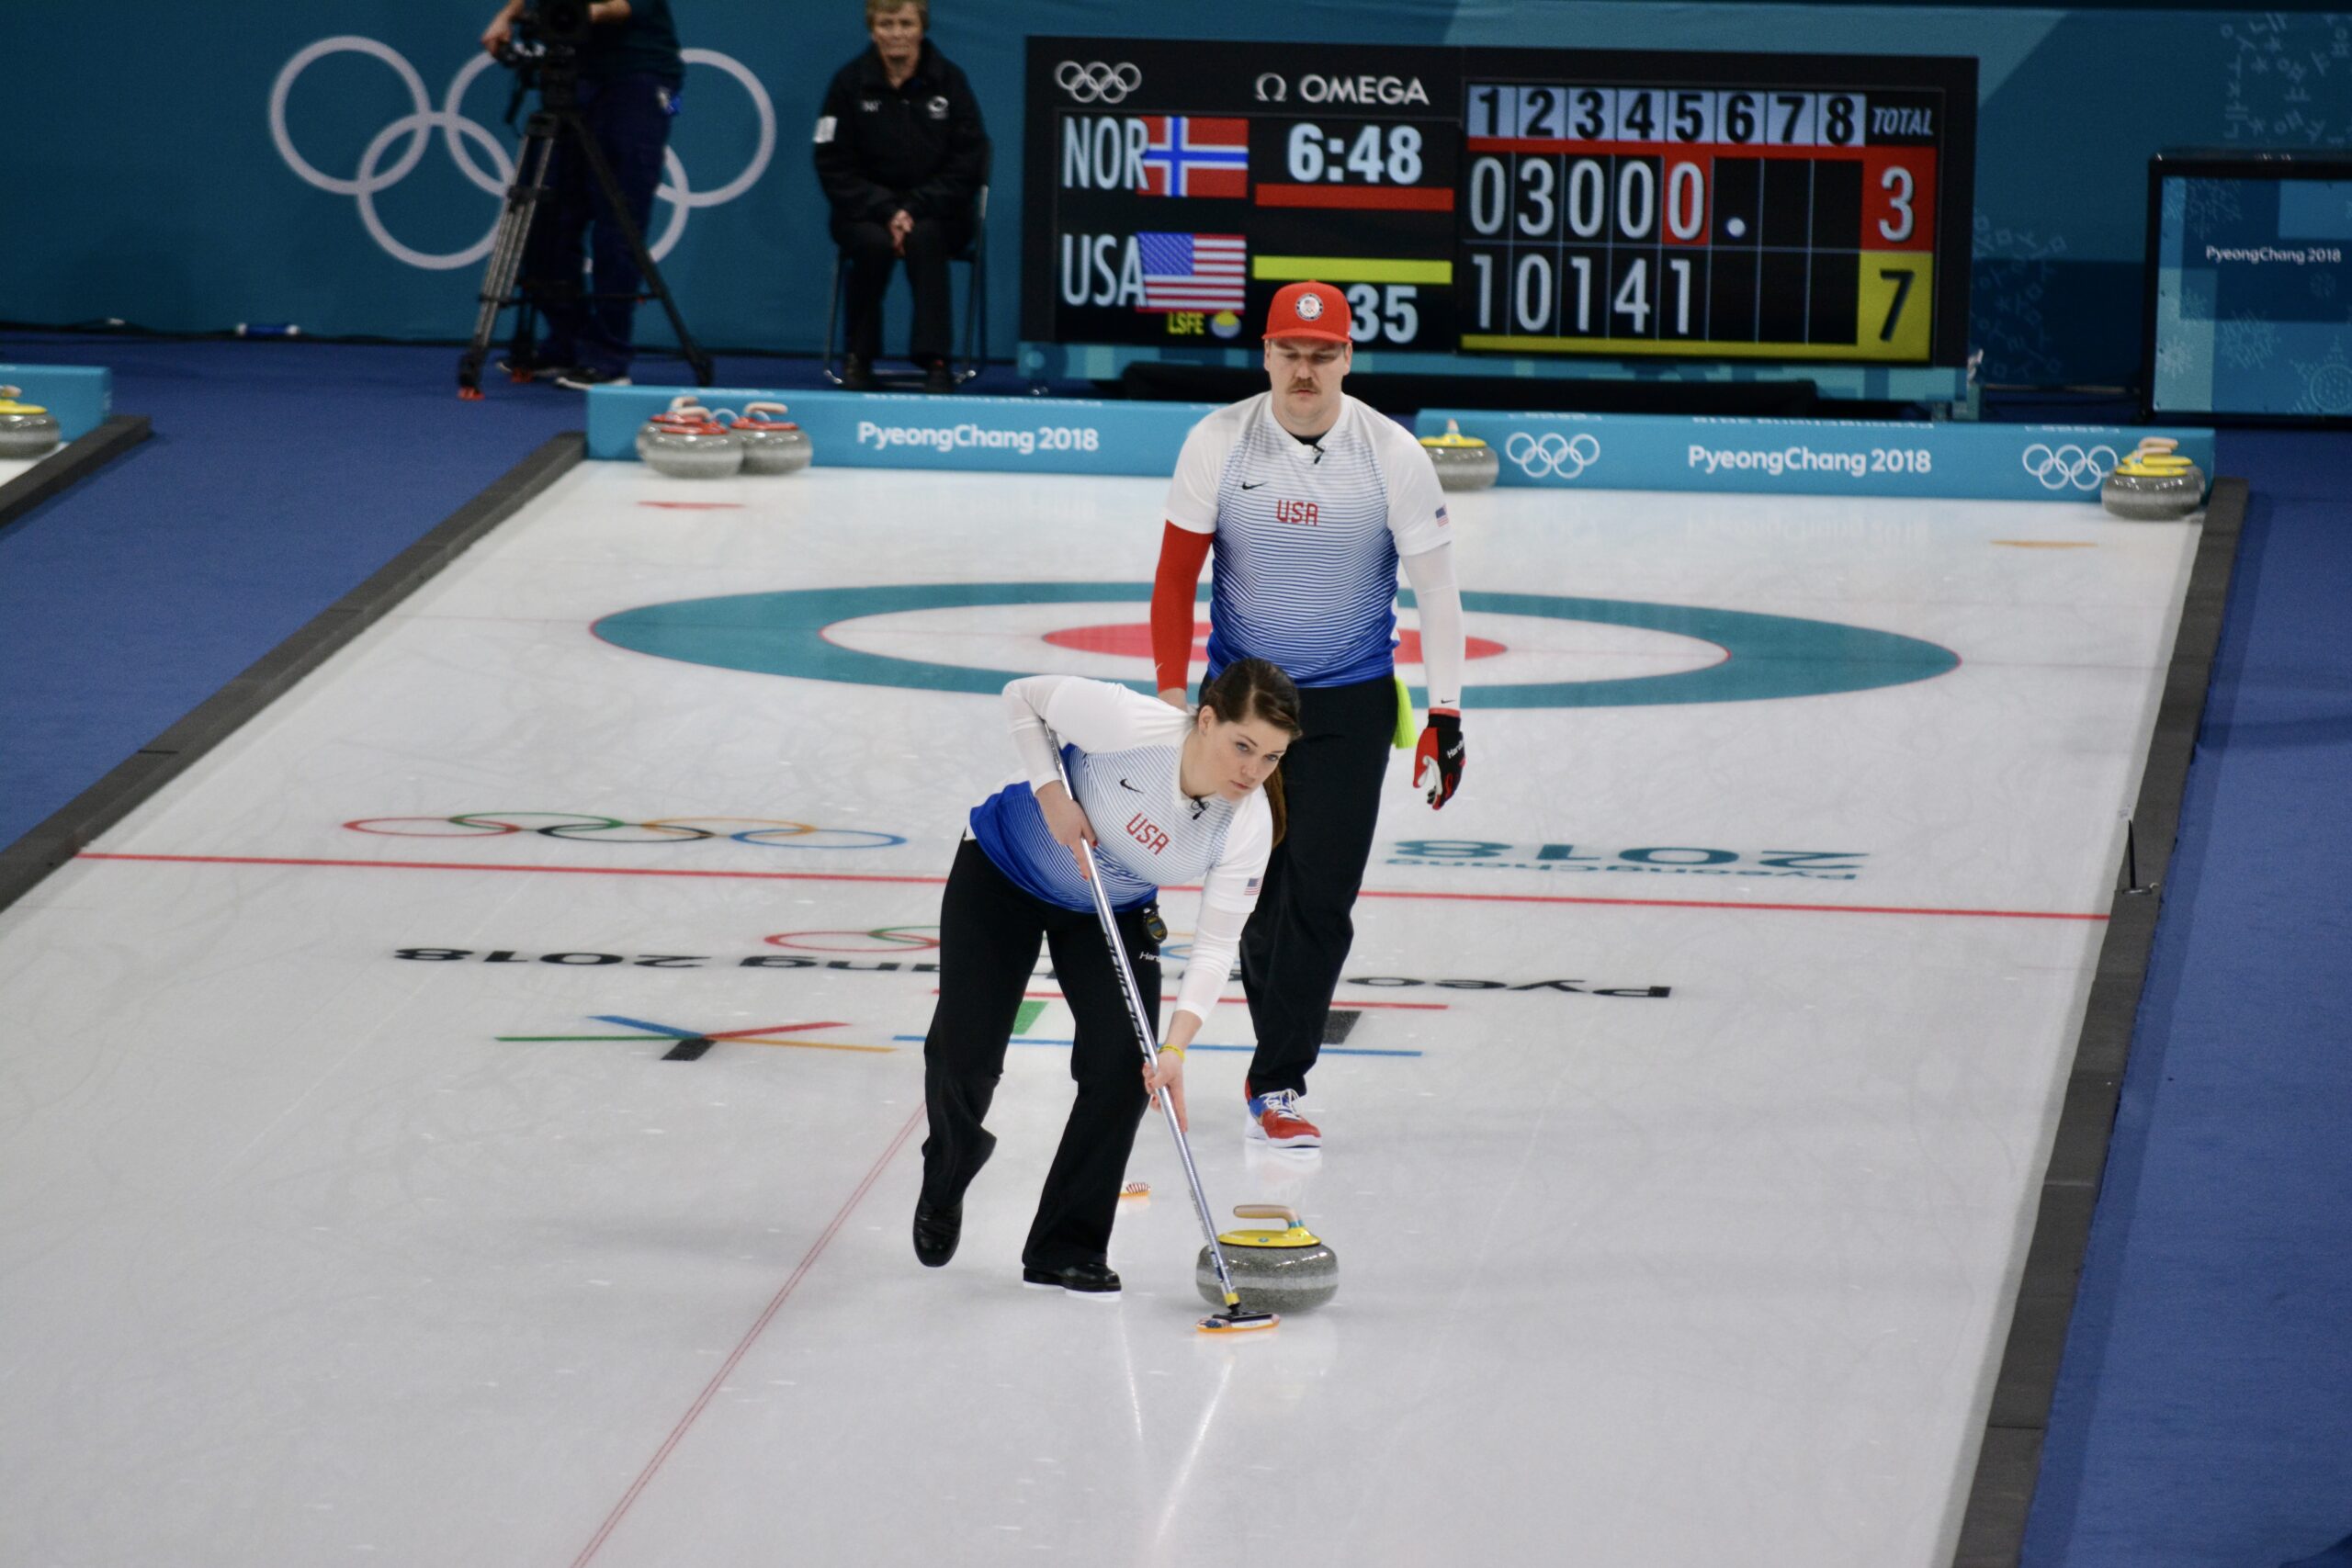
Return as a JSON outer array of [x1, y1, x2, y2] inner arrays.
[[1414, 707, 1464, 809]]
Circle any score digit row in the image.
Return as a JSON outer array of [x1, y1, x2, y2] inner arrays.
[[1466, 85, 1939, 148]]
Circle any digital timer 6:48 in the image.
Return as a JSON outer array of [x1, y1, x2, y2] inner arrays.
[[1284, 122, 1426, 186]]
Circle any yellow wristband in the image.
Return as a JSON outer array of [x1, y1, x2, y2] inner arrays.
[[1156, 1042, 1187, 1056]]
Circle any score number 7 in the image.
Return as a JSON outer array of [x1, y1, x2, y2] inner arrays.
[[1876, 266, 1916, 344]]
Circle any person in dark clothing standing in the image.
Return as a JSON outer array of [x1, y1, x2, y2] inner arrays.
[[812, 0, 990, 392], [481, 0, 684, 389]]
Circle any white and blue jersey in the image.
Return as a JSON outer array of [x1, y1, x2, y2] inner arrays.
[[968, 677, 1273, 1025], [1163, 391, 1453, 689]]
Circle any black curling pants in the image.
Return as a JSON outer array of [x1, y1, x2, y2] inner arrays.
[[1239, 671, 1397, 1100], [920, 837, 1159, 1270], [833, 216, 970, 367]]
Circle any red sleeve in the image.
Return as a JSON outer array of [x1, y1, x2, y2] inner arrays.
[[1150, 521, 1213, 695]]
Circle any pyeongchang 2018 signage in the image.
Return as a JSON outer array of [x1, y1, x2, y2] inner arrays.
[[1418, 410, 2219, 504], [588, 386, 1212, 475]]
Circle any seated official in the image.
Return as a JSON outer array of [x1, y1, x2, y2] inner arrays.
[[811, 0, 989, 393]]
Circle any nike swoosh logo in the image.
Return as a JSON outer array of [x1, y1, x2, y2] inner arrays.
[[1239, 480, 1265, 491], [1119, 778, 1142, 792]]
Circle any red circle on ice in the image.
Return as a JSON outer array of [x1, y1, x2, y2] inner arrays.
[[1042, 623, 1506, 664]]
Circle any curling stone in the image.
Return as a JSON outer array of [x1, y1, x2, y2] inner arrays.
[[635, 391, 714, 448], [1418, 418, 1498, 491], [2101, 436, 2206, 521], [636, 395, 744, 478], [729, 401, 813, 475], [1195, 1203, 1339, 1314], [0, 387, 62, 459]]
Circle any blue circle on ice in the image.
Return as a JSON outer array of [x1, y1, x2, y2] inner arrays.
[[591, 581, 1958, 709]]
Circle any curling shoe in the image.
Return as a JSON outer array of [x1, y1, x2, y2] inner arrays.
[[1245, 1088, 1321, 1149], [1021, 1259, 1121, 1295], [912, 1199, 962, 1268]]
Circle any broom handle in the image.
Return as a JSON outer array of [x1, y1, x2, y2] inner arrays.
[[1051, 741, 1248, 1307]]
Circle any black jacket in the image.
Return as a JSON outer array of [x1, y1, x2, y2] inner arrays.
[[812, 40, 990, 226]]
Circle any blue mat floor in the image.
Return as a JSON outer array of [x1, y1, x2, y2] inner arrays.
[[2026, 430, 2352, 1568]]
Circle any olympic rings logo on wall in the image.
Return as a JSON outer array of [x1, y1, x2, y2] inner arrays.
[[1055, 61, 1141, 104], [1504, 431, 1602, 480], [2019, 443, 2120, 491], [345, 813, 906, 849], [268, 36, 775, 271]]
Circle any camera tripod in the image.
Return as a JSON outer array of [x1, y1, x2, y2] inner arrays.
[[457, 70, 711, 398]]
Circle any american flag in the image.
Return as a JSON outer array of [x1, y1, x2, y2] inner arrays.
[[1137, 232, 1246, 312], [1139, 117, 1250, 199]]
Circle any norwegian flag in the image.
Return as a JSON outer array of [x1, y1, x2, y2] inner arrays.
[[1138, 117, 1250, 199], [1138, 233, 1247, 312]]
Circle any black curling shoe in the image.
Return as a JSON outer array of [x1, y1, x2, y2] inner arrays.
[[1021, 1259, 1121, 1295], [912, 1200, 961, 1268]]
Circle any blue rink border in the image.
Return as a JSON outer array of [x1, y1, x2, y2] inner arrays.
[[0, 362, 110, 440], [586, 386, 1213, 475], [0, 416, 151, 538], [1417, 409, 2220, 503], [592, 384, 2216, 505]]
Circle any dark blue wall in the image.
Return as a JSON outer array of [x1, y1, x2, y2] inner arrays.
[[6, 4, 2343, 385]]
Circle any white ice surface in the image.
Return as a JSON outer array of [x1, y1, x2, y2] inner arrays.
[[0, 462, 2198, 1567]]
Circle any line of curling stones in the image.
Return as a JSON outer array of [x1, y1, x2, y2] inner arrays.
[[635, 394, 812, 478], [1195, 1203, 1340, 1314], [1418, 418, 1498, 491], [0, 388, 62, 459], [2101, 435, 2207, 521]]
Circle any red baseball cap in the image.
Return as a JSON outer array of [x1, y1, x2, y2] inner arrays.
[[1263, 281, 1352, 344]]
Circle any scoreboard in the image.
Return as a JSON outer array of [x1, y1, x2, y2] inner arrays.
[[1023, 40, 1975, 367]]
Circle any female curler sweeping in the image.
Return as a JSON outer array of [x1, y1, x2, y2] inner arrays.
[[913, 660, 1304, 1294]]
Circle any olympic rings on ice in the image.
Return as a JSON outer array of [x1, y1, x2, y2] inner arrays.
[[343, 813, 906, 849], [761, 927, 941, 953], [269, 36, 775, 270]]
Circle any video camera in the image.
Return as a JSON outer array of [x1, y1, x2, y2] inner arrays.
[[494, 0, 594, 117], [505, 0, 593, 55]]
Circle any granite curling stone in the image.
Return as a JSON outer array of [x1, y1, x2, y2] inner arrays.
[[636, 395, 744, 478], [1419, 418, 1498, 491], [0, 387, 62, 459], [729, 401, 813, 475], [2100, 436, 2205, 521], [1196, 1203, 1339, 1314]]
